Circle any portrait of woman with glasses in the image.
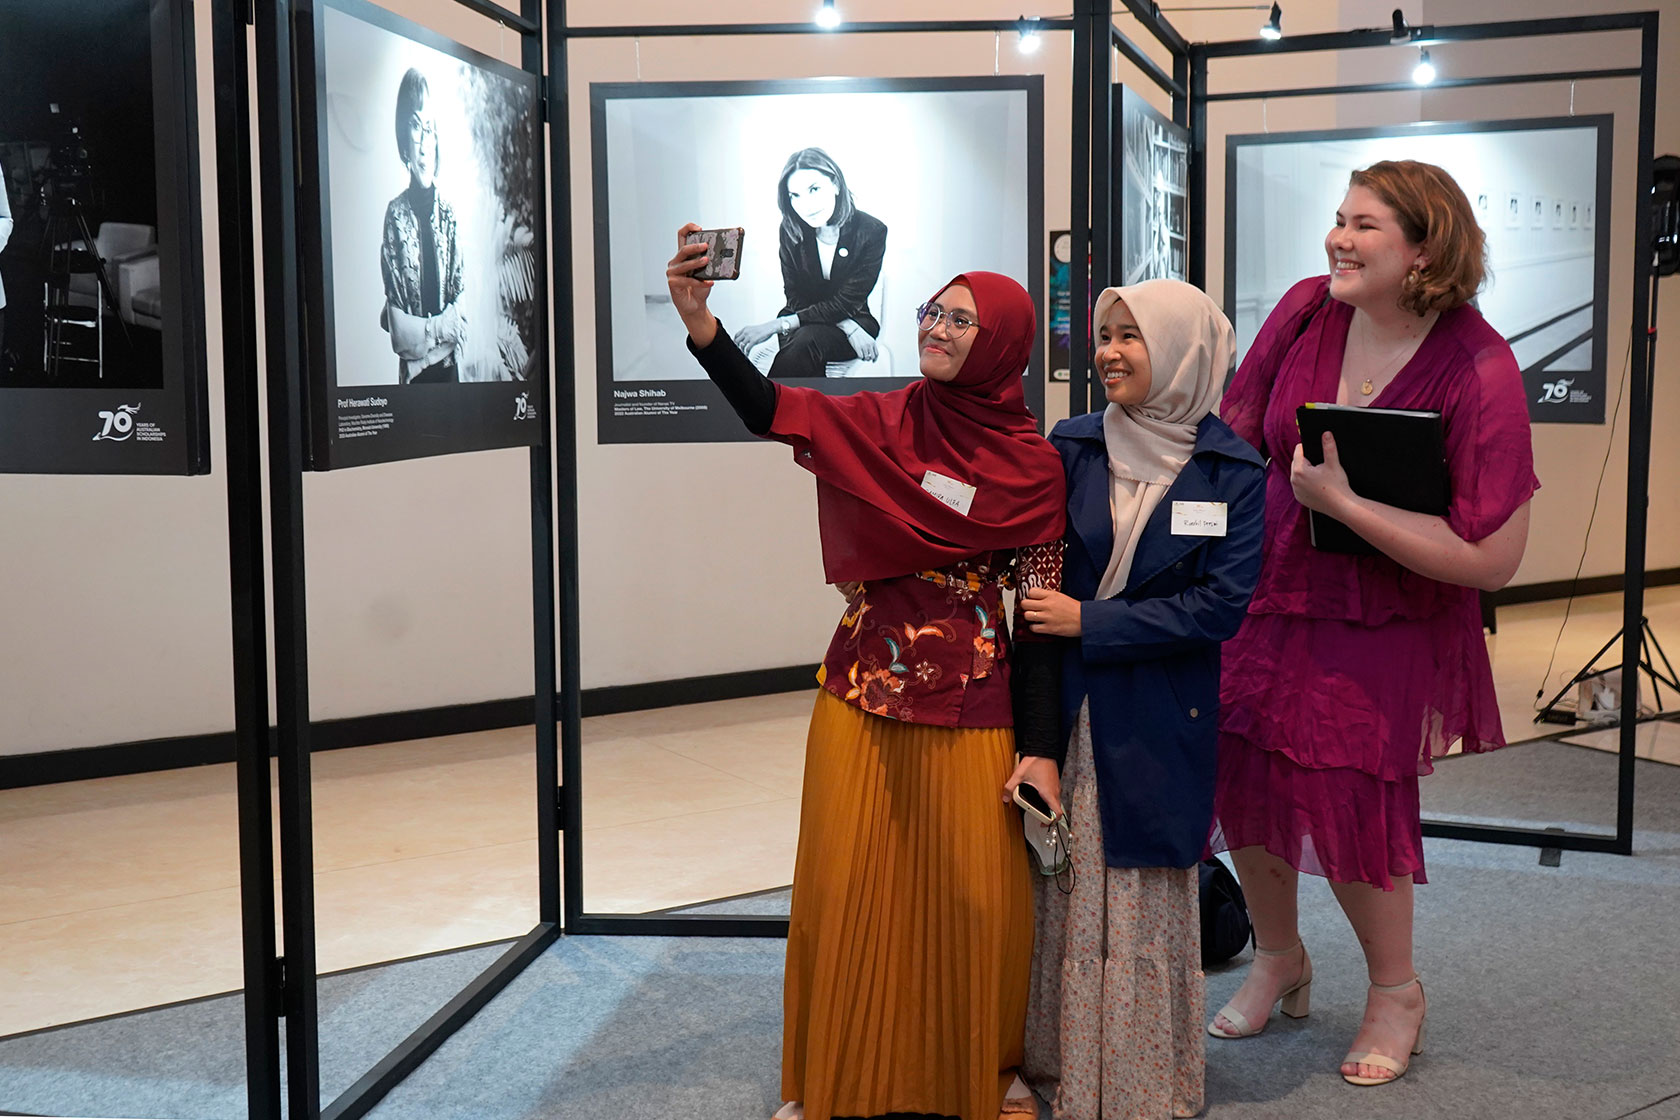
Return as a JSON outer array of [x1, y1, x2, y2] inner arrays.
[[728, 147, 888, 379], [378, 67, 466, 384], [669, 223, 1066, 1120]]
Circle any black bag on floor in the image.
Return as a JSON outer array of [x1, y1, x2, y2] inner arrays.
[[1199, 856, 1252, 966]]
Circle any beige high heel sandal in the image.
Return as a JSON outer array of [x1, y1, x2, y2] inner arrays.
[[1206, 940, 1312, 1039], [771, 1103, 804, 1120], [1342, 977, 1427, 1087]]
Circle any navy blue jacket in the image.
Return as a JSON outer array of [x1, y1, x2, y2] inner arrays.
[[1051, 410, 1266, 869]]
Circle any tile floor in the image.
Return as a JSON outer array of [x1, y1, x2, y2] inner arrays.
[[2, 587, 1676, 1037]]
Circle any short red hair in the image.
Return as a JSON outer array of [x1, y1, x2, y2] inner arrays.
[[1349, 160, 1487, 315]]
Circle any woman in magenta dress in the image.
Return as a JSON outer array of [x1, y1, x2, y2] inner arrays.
[[1207, 160, 1537, 1086]]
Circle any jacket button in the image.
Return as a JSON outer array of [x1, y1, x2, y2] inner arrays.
[[1175, 561, 1184, 569], [1189, 707, 1200, 718]]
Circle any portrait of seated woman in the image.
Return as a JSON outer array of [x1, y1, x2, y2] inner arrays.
[[732, 147, 889, 379]]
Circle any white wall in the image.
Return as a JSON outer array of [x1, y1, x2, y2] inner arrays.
[[2, 0, 1674, 759]]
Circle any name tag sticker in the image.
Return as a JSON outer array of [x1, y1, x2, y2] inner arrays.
[[921, 470, 977, 517], [1171, 500, 1228, 537]]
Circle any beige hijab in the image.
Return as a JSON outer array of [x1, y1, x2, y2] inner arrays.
[[1093, 279, 1234, 599]]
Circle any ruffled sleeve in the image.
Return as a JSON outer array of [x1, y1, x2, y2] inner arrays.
[[1441, 326, 1540, 542], [1220, 276, 1330, 455]]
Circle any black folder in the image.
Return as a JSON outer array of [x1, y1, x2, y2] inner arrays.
[[1295, 403, 1449, 555]]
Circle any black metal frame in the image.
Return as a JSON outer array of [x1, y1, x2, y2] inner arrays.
[[229, 0, 560, 1116], [1184, 12, 1660, 857], [551, 8, 1075, 940]]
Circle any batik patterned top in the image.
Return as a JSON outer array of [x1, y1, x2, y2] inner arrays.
[[816, 542, 1064, 728]]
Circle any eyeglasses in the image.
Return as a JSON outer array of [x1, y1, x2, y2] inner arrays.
[[916, 303, 981, 339], [406, 114, 438, 141]]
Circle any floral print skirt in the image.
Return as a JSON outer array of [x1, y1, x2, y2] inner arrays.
[[1024, 701, 1206, 1120]]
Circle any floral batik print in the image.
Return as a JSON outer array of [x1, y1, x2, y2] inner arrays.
[[1023, 701, 1206, 1120], [816, 543, 1062, 728]]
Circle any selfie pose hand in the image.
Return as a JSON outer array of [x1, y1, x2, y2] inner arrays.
[[666, 222, 718, 346]]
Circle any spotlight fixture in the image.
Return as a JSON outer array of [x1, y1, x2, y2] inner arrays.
[[1391, 8, 1411, 43], [1412, 47, 1436, 85], [1260, 2, 1282, 40], [814, 0, 840, 30], [1018, 15, 1043, 54]]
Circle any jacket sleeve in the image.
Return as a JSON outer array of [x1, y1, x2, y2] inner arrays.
[[1011, 539, 1067, 767], [686, 322, 779, 435], [788, 219, 886, 331], [1078, 464, 1266, 664]]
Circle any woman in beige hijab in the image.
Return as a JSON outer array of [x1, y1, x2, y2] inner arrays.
[[1012, 279, 1267, 1118]]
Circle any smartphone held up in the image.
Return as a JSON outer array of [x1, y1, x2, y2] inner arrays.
[[684, 226, 745, 281]]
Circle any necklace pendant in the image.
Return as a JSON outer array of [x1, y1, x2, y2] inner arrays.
[[1360, 378, 1375, 396]]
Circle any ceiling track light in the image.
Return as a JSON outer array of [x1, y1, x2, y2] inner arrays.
[[1412, 47, 1436, 85], [1391, 8, 1410, 42], [815, 0, 840, 31], [1260, 2, 1282, 40], [1017, 15, 1043, 54]]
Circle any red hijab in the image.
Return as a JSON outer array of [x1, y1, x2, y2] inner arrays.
[[770, 271, 1067, 582]]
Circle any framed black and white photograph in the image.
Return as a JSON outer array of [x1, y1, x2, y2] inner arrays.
[[1117, 85, 1189, 285], [0, 0, 207, 474], [1226, 116, 1612, 424], [591, 76, 1044, 445], [296, 0, 546, 470]]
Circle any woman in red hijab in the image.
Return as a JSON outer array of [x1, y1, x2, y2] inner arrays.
[[668, 224, 1068, 1120]]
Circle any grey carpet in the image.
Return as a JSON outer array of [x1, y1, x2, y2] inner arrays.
[[0, 942, 508, 1119], [668, 887, 792, 916], [4, 753, 1678, 1120]]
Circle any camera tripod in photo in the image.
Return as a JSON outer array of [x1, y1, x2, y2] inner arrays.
[[37, 126, 138, 379]]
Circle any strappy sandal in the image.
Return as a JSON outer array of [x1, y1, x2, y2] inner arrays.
[[1342, 977, 1427, 1087], [1207, 939, 1312, 1038]]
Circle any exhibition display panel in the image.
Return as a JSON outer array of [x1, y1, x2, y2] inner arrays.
[[0, 0, 209, 474], [1226, 116, 1613, 424], [591, 76, 1044, 444], [297, 0, 549, 469]]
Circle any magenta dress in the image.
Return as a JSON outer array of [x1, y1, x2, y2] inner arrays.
[[1209, 276, 1538, 888]]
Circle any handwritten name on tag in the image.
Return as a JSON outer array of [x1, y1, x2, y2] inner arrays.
[[921, 470, 977, 517], [1170, 500, 1228, 537]]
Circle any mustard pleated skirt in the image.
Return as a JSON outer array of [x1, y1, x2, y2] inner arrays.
[[782, 689, 1034, 1120]]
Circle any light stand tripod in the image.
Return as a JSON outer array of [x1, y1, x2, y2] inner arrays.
[[1536, 154, 1679, 726]]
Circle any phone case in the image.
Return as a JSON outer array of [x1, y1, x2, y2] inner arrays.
[[1013, 783, 1056, 825], [686, 227, 744, 281]]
